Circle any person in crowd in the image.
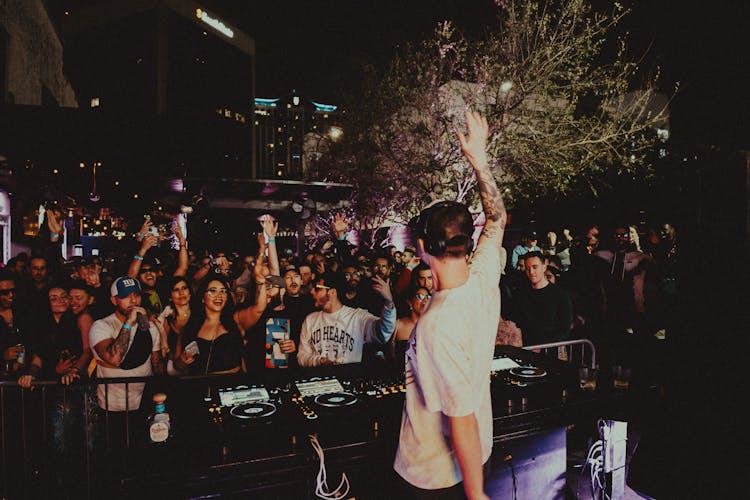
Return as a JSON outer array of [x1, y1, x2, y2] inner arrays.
[[0, 271, 36, 379], [509, 251, 573, 347], [237, 216, 300, 371], [544, 255, 563, 285], [629, 225, 643, 253], [297, 271, 395, 367], [510, 230, 540, 270], [280, 264, 315, 351], [340, 263, 371, 310], [19, 255, 51, 311], [298, 263, 314, 295], [128, 218, 189, 315], [594, 225, 650, 334], [173, 276, 246, 375], [17, 285, 79, 388], [394, 111, 505, 499], [391, 284, 430, 363], [66, 280, 96, 378], [88, 276, 164, 412], [158, 276, 192, 374], [77, 256, 113, 320]]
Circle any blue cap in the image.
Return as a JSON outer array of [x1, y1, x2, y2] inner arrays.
[[110, 276, 142, 298]]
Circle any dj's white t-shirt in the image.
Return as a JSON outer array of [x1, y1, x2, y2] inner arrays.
[[394, 243, 501, 489]]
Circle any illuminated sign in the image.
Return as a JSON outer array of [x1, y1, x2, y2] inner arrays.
[[312, 101, 338, 113], [255, 98, 280, 107], [196, 8, 234, 38]]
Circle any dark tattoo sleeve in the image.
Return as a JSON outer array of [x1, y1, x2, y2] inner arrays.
[[105, 324, 132, 364], [475, 165, 506, 242], [151, 351, 165, 375]]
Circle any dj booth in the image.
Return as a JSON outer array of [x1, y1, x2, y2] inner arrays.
[[109, 345, 599, 499]]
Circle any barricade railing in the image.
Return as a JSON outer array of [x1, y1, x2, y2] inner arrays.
[[523, 338, 597, 369], [0, 374, 223, 500]]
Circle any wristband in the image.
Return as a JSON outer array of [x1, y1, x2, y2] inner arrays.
[[337, 234, 346, 241], [50, 233, 59, 238], [136, 232, 144, 240], [121, 323, 133, 330], [267, 238, 276, 243], [133, 255, 143, 261]]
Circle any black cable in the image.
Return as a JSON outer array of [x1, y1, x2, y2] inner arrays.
[[499, 444, 518, 500]]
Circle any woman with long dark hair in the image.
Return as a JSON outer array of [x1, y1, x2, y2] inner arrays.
[[174, 276, 245, 375], [158, 276, 192, 374]]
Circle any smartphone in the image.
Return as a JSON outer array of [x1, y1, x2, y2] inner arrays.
[[184, 340, 200, 356]]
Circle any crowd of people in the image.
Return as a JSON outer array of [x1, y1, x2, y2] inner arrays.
[[0, 112, 680, 498], [0, 208, 679, 401]]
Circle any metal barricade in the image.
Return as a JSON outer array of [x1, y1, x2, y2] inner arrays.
[[523, 338, 597, 369], [0, 375, 184, 500]]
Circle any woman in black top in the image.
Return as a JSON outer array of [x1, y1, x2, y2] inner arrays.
[[174, 276, 245, 375]]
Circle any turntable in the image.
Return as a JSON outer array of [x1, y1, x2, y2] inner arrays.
[[294, 376, 360, 417], [509, 366, 548, 379], [314, 391, 358, 408], [229, 401, 277, 419], [217, 385, 278, 424]]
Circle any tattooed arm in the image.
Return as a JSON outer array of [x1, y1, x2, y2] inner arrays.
[[92, 306, 145, 367], [457, 111, 507, 249]]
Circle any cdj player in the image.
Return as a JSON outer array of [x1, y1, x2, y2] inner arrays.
[[208, 384, 286, 427]]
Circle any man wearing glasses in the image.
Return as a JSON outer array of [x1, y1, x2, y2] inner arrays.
[[297, 271, 396, 367], [0, 271, 35, 378], [594, 225, 650, 335], [340, 264, 370, 310]]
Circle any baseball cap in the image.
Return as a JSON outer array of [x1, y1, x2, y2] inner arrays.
[[110, 276, 142, 298], [282, 265, 299, 277], [265, 275, 287, 290], [143, 255, 162, 267]]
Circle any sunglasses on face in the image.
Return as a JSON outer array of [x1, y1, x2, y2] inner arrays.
[[416, 293, 431, 301], [206, 288, 228, 296], [614, 233, 630, 239], [344, 272, 362, 279], [139, 268, 155, 274], [0, 289, 15, 296]]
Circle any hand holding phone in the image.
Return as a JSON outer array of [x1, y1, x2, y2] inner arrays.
[[184, 340, 199, 356]]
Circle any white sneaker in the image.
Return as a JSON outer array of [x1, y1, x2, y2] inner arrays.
[[654, 329, 666, 340]]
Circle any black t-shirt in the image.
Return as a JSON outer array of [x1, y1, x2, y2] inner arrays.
[[33, 311, 82, 378], [513, 283, 573, 347]]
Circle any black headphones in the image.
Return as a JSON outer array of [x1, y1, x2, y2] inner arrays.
[[413, 201, 474, 257]]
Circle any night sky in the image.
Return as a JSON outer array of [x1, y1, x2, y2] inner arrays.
[[201, 0, 749, 148]]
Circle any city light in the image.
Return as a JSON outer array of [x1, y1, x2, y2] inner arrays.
[[328, 126, 343, 141], [195, 8, 234, 39]]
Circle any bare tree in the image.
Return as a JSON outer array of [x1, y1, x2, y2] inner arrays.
[[309, 0, 671, 238]]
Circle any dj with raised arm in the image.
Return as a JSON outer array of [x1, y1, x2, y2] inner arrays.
[[296, 271, 396, 367], [394, 111, 506, 500]]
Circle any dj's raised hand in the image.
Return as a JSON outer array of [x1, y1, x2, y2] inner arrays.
[[457, 110, 489, 170]]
